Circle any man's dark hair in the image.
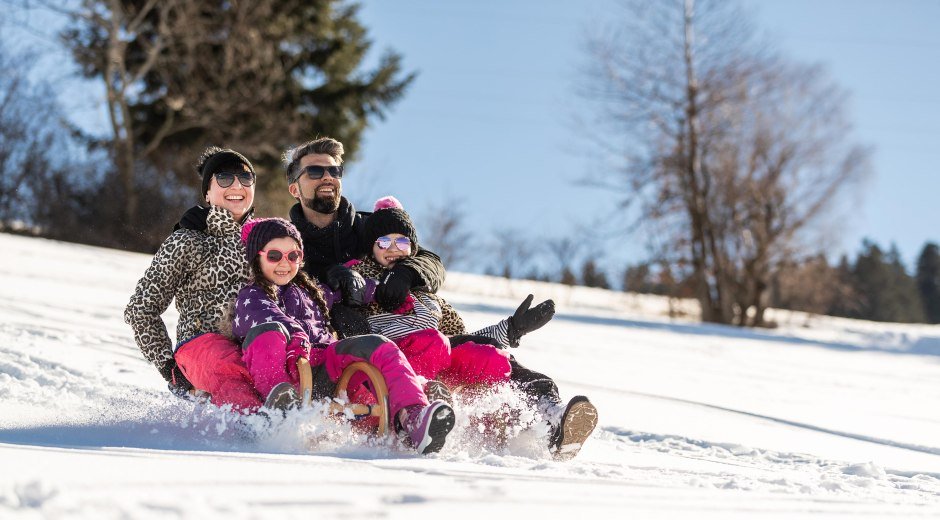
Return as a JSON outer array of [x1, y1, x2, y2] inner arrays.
[[284, 137, 345, 183]]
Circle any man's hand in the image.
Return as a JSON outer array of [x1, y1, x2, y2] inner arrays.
[[375, 264, 418, 311], [507, 294, 555, 347], [326, 264, 367, 306], [329, 303, 371, 338], [173, 205, 209, 232]]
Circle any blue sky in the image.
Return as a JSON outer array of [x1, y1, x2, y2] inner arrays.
[[4, 1, 938, 278], [351, 0, 940, 276]]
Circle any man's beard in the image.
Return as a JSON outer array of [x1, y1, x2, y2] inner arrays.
[[300, 185, 341, 214]]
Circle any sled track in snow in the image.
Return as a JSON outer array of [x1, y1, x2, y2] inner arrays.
[[581, 383, 940, 457]]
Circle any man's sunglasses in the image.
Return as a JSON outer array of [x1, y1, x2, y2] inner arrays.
[[214, 171, 255, 188], [260, 249, 304, 264], [375, 236, 412, 251], [298, 165, 344, 180]]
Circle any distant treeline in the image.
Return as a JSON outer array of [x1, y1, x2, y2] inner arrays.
[[497, 240, 940, 325]]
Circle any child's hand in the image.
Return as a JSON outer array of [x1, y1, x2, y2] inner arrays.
[[507, 295, 555, 347], [285, 333, 309, 383], [376, 264, 417, 311]]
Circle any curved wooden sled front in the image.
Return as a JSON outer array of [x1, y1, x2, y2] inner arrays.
[[297, 358, 391, 436]]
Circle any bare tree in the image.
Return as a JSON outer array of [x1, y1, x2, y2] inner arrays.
[[545, 236, 582, 285], [419, 196, 474, 271], [583, 0, 869, 326], [488, 228, 536, 280], [0, 43, 62, 229]]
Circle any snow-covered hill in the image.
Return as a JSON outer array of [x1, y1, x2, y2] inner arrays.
[[1, 232, 939, 519]]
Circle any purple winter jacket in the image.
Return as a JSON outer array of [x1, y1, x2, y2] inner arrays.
[[231, 282, 339, 348]]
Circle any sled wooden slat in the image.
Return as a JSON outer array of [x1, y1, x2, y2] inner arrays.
[[335, 361, 390, 436], [297, 357, 314, 407]]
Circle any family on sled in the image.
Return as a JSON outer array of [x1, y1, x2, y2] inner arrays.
[[124, 138, 598, 457]]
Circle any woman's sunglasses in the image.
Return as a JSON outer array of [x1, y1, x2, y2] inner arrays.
[[260, 249, 303, 264], [214, 171, 255, 188], [375, 236, 412, 251], [299, 165, 344, 180]]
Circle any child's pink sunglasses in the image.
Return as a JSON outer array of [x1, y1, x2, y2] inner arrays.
[[260, 249, 303, 264]]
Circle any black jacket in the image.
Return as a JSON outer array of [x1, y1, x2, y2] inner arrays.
[[288, 197, 445, 291]]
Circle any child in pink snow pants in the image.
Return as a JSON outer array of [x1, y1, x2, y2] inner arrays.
[[231, 217, 456, 454]]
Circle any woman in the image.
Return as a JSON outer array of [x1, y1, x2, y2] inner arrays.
[[124, 147, 262, 411]]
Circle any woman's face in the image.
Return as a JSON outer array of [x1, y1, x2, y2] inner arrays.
[[258, 236, 302, 286], [372, 232, 412, 268], [206, 163, 255, 221]]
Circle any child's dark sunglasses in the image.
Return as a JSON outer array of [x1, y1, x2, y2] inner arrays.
[[299, 165, 344, 180], [213, 171, 255, 188], [375, 236, 412, 251], [260, 249, 304, 264]]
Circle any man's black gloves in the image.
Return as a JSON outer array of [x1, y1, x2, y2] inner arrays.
[[376, 264, 418, 311], [326, 264, 367, 306], [449, 334, 500, 347], [159, 359, 194, 398], [173, 205, 210, 232], [507, 294, 556, 347], [329, 303, 371, 339]]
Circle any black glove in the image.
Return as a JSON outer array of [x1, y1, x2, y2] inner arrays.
[[329, 303, 371, 339], [159, 359, 194, 397], [507, 294, 555, 347], [326, 264, 367, 306], [173, 205, 210, 232], [375, 264, 417, 311], [449, 334, 500, 347]]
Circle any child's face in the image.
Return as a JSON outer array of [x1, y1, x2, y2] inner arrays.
[[373, 233, 412, 268], [258, 236, 302, 286]]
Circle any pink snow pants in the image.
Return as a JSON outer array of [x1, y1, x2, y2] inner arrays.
[[439, 341, 512, 388], [175, 333, 263, 413], [325, 334, 429, 420], [240, 328, 295, 400], [394, 328, 452, 380]]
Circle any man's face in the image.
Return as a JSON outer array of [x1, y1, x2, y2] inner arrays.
[[289, 153, 341, 214]]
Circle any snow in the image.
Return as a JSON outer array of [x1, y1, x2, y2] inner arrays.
[[1, 232, 940, 519]]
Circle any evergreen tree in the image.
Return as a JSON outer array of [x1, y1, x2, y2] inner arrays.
[[916, 242, 940, 323], [61, 0, 414, 249], [852, 241, 924, 323], [581, 259, 610, 289], [559, 267, 577, 286]]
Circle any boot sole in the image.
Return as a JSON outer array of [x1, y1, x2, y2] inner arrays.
[[554, 400, 598, 460], [264, 383, 300, 413], [417, 404, 456, 454]]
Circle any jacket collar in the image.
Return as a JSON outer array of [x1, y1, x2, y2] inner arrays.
[[289, 197, 357, 239], [206, 205, 253, 237]]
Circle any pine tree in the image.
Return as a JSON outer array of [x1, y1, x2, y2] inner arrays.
[[916, 242, 940, 323], [852, 241, 924, 323], [61, 0, 414, 249], [581, 259, 610, 289], [559, 267, 577, 286]]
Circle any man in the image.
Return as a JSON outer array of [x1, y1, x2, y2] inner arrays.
[[283, 137, 446, 318], [284, 138, 596, 459]]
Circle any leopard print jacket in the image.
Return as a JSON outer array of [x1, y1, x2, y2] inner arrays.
[[351, 257, 511, 346], [124, 206, 251, 379]]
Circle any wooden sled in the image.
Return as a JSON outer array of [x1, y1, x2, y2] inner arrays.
[[297, 358, 391, 437], [187, 359, 391, 436]]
